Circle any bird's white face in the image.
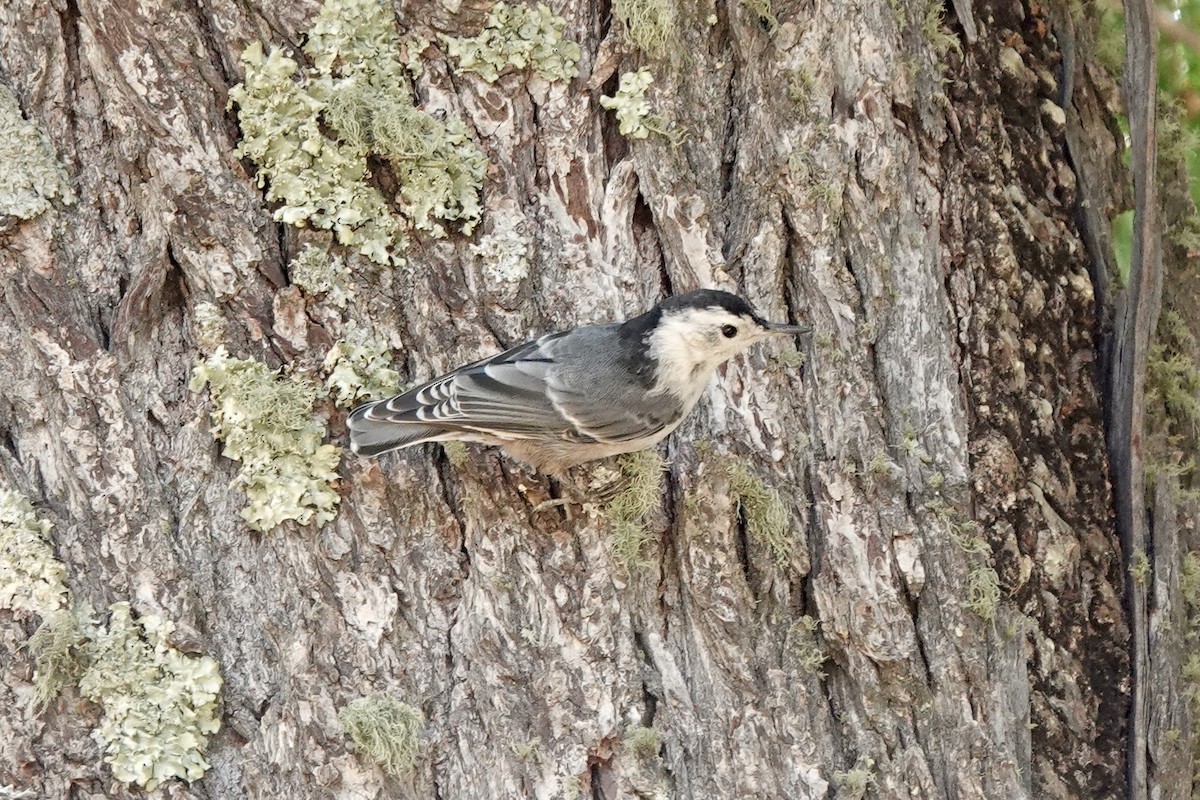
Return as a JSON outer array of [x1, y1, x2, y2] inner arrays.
[[646, 306, 775, 399]]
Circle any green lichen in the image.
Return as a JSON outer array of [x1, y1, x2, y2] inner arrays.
[[443, 2, 582, 83], [78, 603, 222, 791], [511, 737, 542, 760], [966, 565, 1001, 622], [229, 0, 488, 264], [228, 42, 403, 265], [789, 614, 827, 676], [324, 321, 400, 407], [921, 1, 962, 59], [290, 245, 353, 308], [832, 756, 877, 799], [740, 0, 778, 32], [471, 225, 531, 286], [725, 460, 795, 570], [0, 86, 74, 222], [339, 695, 423, 776], [442, 441, 469, 468], [613, 0, 676, 60], [605, 451, 667, 569], [28, 607, 85, 710], [192, 302, 227, 353], [1129, 550, 1151, 586], [623, 725, 661, 759], [190, 347, 342, 531], [599, 69, 666, 139], [926, 497, 1001, 621], [0, 489, 68, 619]]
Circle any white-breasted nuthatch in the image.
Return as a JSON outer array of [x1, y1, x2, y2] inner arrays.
[[348, 289, 808, 472]]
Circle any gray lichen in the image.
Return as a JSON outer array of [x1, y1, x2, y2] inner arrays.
[[0, 86, 74, 222], [339, 694, 423, 776]]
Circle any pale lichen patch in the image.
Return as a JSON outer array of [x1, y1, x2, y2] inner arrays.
[[228, 0, 489, 263], [443, 3, 582, 83], [600, 70, 657, 139], [324, 321, 400, 407], [290, 245, 353, 308], [190, 347, 341, 531], [0, 489, 68, 620], [0, 86, 74, 222], [78, 603, 223, 791], [605, 451, 667, 570]]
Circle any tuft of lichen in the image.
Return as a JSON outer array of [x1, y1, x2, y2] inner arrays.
[[623, 725, 661, 759], [832, 756, 877, 799], [442, 441, 469, 468], [192, 302, 227, 353], [229, 0, 488, 263], [229, 42, 404, 265], [78, 603, 222, 791], [0, 490, 68, 619], [443, 2, 582, 83], [290, 245, 353, 308], [28, 607, 85, 710], [0, 86, 74, 222], [600, 69, 660, 139], [339, 694, 423, 776], [789, 614, 827, 676], [190, 347, 342, 531], [471, 224, 531, 288], [966, 565, 1001, 622], [324, 321, 400, 407], [605, 451, 667, 569], [612, 0, 676, 60], [740, 0, 778, 32], [725, 460, 796, 570]]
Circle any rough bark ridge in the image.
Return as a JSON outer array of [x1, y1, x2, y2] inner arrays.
[[0, 0, 1135, 798]]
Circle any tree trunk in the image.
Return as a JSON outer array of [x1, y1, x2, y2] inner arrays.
[[0, 1, 1188, 798]]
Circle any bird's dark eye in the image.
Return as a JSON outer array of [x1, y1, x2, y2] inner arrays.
[[721, 324, 738, 338]]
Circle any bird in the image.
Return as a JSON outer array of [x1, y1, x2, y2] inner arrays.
[[347, 289, 808, 472]]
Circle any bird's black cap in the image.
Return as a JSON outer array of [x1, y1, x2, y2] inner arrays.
[[659, 289, 769, 327]]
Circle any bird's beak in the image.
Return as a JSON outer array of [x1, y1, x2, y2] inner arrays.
[[766, 321, 811, 337]]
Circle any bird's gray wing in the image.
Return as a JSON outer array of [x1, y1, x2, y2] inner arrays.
[[349, 328, 677, 454]]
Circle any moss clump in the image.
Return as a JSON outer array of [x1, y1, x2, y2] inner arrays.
[[0, 490, 68, 619], [339, 695, 423, 776], [228, 0, 488, 264], [443, 3, 582, 83], [0, 85, 74, 222], [725, 460, 795, 569], [324, 322, 399, 407], [613, 0, 676, 60], [190, 347, 342, 531], [290, 245, 353, 308], [78, 603, 223, 791], [623, 725, 661, 759], [605, 451, 667, 569]]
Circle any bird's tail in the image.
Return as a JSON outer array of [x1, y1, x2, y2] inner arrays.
[[347, 400, 444, 457]]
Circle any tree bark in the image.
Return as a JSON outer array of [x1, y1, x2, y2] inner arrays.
[[0, 1, 1175, 798]]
